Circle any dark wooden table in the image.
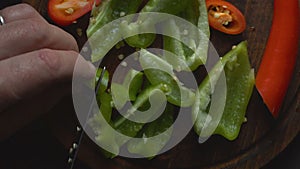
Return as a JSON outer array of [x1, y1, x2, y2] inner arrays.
[[0, 118, 298, 169]]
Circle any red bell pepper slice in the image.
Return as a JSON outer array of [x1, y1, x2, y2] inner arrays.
[[48, 0, 101, 26], [256, 0, 300, 118]]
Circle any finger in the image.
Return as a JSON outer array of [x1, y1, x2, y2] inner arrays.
[[0, 3, 45, 24], [0, 83, 71, 141], [0, 49, 96, 111], [0, 19, 79, 60]]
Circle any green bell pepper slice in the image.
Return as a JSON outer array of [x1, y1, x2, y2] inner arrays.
[[87, 0, 143, 38], [90, 83, 171, 157], [111, 69, 143, 109], [193, 41, 255, 141], [127, 104, 174, 158], [125, 0, 191, 48], [139, 49, 196, 107], [163, 0, 210, 71]]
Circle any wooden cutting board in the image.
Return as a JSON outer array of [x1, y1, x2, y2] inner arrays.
[[23, 0, 300, 168]]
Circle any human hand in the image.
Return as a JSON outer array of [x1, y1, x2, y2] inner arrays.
[[0, 3, 95, 140]]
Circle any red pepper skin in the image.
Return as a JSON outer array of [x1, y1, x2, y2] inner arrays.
[[48, 0, 101, 26], [256, 0, 300, 118]]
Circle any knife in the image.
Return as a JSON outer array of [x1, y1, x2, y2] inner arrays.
[[68, 66, 106, 169]]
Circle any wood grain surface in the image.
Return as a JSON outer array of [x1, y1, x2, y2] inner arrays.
[[3, 0, 299, 169]]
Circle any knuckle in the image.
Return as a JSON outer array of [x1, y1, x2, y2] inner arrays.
[[17, 3, 37, 15], [21, 20, 48, 46], [17, 3, 34, 10], [37, 49, 62, 78], [5, 3, 41, 21]]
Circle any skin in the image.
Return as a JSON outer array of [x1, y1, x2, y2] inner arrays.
[[0, 3, 95, 140]]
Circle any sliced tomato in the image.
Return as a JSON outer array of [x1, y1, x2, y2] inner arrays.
[[48, 0, 101, 26], [206, 0, 246, 35]]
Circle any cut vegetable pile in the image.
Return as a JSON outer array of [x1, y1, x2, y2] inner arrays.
[[44, 0, 300, 159], [81, 0, 256, 158]]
